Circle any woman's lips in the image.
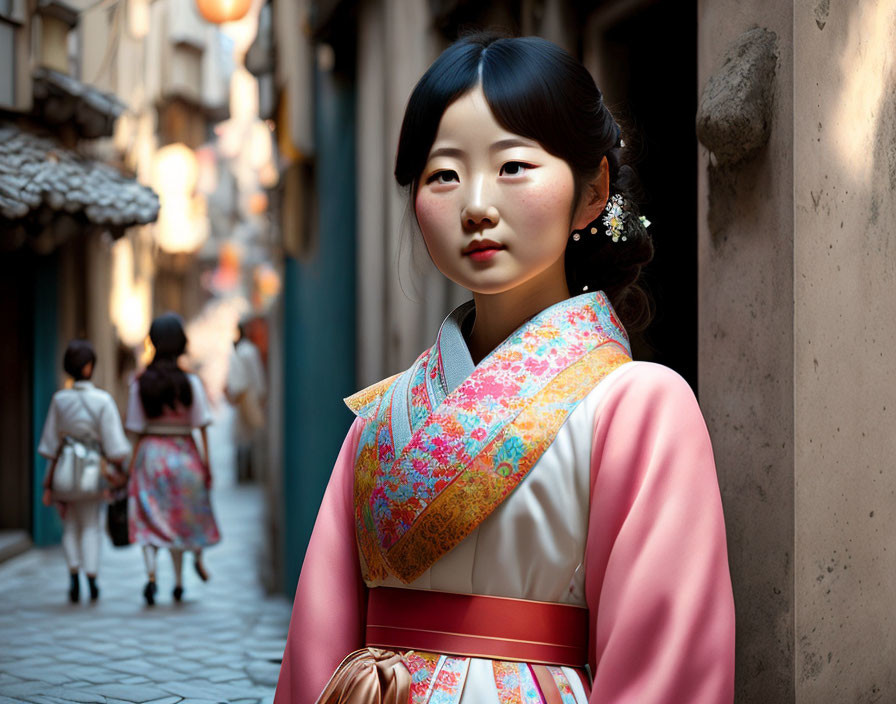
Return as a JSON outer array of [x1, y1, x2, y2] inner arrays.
[[463, 240, 505, 262]]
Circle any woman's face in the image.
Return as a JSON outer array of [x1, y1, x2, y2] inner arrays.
[[414, 86, 577, 297]]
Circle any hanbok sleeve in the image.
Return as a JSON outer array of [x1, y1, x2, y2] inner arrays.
[[188, 374, 213, 428], [584, 363, 735, 704], [125, 380, 147, 433], [275, 418, 367, 704], [37, 394, 61, 460], [98, 393, 131, 462]]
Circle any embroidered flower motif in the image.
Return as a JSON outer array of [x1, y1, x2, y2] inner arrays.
[[353, 292, 632, 580]]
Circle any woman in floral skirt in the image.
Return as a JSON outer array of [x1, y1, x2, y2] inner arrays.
[[126, 313, 220, 605]]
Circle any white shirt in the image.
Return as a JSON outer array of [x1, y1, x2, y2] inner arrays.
[[37, 381, 131, 462], [226, 338, 266, 401]]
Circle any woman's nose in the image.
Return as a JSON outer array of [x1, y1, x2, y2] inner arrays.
[[461, 175, 500, 231]]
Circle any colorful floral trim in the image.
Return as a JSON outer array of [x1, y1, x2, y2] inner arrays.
[[405, 651, 442, 704], [428, 656, 470, 704], [547, 666, 578, 704], [348, 293, 631, 583]]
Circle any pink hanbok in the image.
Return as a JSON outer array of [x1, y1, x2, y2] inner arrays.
[[126, 373, 220, 550], [276, 293, 734, 704]]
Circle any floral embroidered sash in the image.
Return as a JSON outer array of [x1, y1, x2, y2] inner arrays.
[[345, 292, 632, 584]]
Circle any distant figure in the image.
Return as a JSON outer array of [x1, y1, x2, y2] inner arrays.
[[224, 317, 266, 482], [126, 313, 220, 605], [38, 339, 130, 603]]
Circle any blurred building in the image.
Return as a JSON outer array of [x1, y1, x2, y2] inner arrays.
[[0, 0, 236, 551], [0, 0, 160, 551]]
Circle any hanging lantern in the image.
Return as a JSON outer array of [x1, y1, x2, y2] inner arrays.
[[195, 0, 251, 24]]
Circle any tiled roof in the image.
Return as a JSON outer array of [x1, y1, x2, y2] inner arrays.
[[32, 67, 127, 139], [0, 123, 160, 228]]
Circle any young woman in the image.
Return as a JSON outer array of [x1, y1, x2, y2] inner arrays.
[[126, 313, 220, 605], [38, 340, 130, 603], [276, 33, 735, 703]]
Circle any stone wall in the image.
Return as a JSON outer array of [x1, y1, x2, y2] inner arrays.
[[697, 0, 795, 701], [699, 0, 896, 701], [793, 0, 896, 701]]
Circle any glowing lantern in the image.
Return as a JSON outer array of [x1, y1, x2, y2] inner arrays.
[[248, 191, 268, 215], [152, 143, 209, 254], [195, 0, 251, 24]]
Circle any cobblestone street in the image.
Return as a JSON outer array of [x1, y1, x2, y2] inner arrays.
[[0, 407, 291, 704]]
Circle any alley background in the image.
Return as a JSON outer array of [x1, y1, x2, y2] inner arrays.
[[2, 0, 896, 703], [0, 406, 290, 704]]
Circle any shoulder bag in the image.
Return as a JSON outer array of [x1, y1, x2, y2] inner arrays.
[[51, 392, 105, 501]]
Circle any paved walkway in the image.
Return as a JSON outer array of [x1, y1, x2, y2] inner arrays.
[[0, 406, 292, 704]]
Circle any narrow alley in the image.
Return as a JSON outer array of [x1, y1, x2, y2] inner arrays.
[[0, 406, 291, 704]]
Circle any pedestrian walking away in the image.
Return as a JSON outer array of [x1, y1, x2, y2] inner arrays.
[[225, 316, 267, 482], [126, 312, 220, 606], [37, 339, 131, 603]]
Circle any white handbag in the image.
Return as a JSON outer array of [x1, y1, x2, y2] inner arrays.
[[50, 391, 106, 501], [52, 437, 103, 500]]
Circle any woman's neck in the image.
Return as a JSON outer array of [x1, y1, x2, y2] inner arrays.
[[466, 276, 570, 365]]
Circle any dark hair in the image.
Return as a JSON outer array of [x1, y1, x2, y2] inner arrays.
[[395, 32, 653, 330], [138, 313, 193, 418], [63, 339, 96, 380]]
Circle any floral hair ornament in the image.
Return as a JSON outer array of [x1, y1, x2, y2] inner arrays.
[[601, 193, 651, 243], [570, 193, 650, 243]]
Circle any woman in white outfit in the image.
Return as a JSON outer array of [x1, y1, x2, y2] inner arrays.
[[38, 340, 130, 602]]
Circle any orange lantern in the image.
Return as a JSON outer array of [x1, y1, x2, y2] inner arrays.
[[195, 0, 251, 24], [248, 191, 268, 215]]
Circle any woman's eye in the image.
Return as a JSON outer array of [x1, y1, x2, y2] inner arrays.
[[426, 170, 459, 185], [500, 161, 533, 177]]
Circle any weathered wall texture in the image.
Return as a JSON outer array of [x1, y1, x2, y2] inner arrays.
[[794, 1, 896, 701], [697, 1, 794, 702]]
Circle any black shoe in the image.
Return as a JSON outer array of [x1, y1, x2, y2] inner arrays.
[[87, 576, 99, 602], [194, 559, 210, 582], [172, 585, 184, 602], [143, 580, 156, 606], [68, 573, 80, 603]]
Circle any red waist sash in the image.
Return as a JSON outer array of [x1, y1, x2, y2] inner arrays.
[[365, 587, 589, 668]]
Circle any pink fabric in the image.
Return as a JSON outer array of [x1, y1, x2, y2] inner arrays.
[[275, 418, 368, 704], [275, 364, 735, 703], [585, 364, 734, 703]]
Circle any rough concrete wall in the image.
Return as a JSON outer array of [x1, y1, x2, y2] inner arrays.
[[793, 1, 896, 701], [697, 1, 795, 702]]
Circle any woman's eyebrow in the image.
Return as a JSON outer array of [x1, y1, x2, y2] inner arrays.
[[490, 138, 538, 151], [428, 146, 465, 159]]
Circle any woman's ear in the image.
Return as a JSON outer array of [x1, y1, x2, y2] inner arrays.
[[571, 157, 609, 232]]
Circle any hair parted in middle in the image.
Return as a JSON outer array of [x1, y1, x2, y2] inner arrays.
[[395, 31, 654, 331]]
